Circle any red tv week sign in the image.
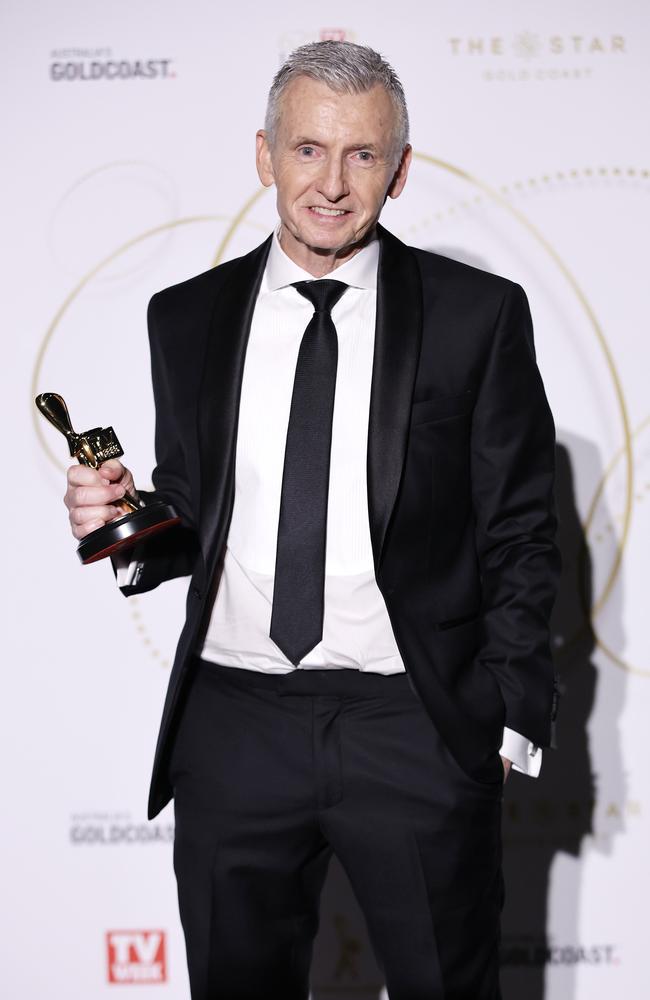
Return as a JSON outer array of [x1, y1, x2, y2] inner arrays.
[[107, 930, 167, 984]]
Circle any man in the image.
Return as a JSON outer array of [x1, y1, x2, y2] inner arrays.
[[64, 41, 559, 1000]]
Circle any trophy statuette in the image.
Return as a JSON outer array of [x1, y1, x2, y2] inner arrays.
[[35, 392, 181, 564]]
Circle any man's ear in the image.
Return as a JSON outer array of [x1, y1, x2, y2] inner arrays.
[[387, 144, 412, 200], [256, 130, 275, 188]]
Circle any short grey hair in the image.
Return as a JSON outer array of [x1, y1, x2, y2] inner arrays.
[[264, 40, 410, 162]]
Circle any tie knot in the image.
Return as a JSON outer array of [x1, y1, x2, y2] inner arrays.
[[292, 279, 348, 314]]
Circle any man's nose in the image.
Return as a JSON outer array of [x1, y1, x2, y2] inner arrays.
[[316, 158, 349, 202]]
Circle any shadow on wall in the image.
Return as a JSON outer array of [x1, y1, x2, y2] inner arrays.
[[500, 435, 626, 1000]]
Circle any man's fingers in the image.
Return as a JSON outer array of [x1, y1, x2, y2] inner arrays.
[[66, 464, 105, 488], [65, 482, 125, 510], [66, 460, 126, 487], [64, 461, 133, 542], [69, 503, 122, 526], [101, 459, 127, 483], [70, 504, 127, 539]]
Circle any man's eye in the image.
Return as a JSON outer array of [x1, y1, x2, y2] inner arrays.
[[355, 150, 374, 162], [299, 146, 316, 157]]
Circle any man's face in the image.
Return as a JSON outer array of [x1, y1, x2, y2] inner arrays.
[[256, 75, 411, 273]]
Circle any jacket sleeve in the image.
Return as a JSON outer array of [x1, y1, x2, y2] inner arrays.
[[113, 292, 200, 596], [470, 282, 561, 747]]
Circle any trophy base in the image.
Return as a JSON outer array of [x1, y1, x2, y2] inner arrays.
[[77, 502, 181, 565]]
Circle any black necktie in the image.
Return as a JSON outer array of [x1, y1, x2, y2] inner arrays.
[[269, 279, 348, 665]]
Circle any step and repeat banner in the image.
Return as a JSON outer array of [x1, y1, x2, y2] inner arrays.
[[4, 0, 649, 996]]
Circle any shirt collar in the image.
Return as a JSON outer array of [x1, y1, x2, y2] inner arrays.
[[265, 225, 379, 292]]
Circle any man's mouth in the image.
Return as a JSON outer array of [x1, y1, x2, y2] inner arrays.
[[308, 206, 349, 217]]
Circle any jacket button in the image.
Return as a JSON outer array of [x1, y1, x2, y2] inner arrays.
[[191, 586, 202, 599]]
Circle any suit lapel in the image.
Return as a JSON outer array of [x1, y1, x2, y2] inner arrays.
[[197, 234, 272, 562], [367, 225, 423, 572]]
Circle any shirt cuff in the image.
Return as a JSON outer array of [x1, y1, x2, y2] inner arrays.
[[112, 548, 143, 588], [500, 727, 542, 777]]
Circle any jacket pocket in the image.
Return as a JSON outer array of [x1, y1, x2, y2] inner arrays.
[[432, 610, 480, 632], [410, 390, 474, 426]]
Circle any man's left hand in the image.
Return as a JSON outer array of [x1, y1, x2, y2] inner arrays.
[[500, 756, 512, 782]]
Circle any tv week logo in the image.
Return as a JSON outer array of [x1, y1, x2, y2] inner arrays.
[[106, 931, 167, 984]]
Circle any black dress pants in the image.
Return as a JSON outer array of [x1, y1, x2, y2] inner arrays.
[[169, 659, 504, 1000]]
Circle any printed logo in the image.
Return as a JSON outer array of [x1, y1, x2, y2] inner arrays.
[[70, 810, 174, 845], [446, 30, 627, 84], [278, 28, 357, 64], [106, 931, 167, 984], [49, 48, 175, 82], [501, 937, 620, 967]]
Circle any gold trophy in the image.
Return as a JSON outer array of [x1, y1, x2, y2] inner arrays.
[[35, 392, 180, 564]]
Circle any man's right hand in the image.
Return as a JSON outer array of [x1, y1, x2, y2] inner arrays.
[[64, 459, 138, 541]]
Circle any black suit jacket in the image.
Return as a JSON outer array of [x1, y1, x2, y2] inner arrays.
[[123, 224, 560, 819]]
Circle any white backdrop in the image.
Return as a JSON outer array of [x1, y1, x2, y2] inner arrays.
[[3, 0, 649, 996]]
